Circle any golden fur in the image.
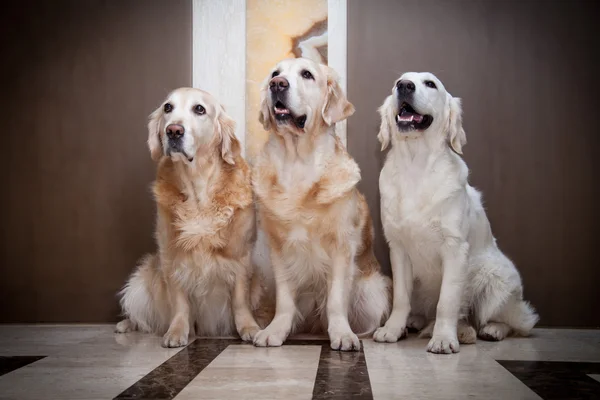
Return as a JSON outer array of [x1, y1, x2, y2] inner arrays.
[[251, 58, 391, 351], [116, 88, 263, 347]]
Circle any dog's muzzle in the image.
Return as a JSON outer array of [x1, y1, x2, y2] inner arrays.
[[165, 124, 193, 161], [269, 78, 307, 130]]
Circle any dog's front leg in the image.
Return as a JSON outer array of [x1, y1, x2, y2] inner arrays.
[[374, 244, 413, 342], [233, 256, 261, 342], [253, 251, 296, 347], [327, 253, 360, 351], [162, 281, 191, 348], [428, 239, 469, 354]]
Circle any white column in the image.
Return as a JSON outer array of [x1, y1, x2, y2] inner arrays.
[[328, 0, 348, 147], [193, 0, 247, 156]]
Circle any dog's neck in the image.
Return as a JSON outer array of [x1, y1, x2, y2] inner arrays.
[[261, 123, 345, 196], [274, 123, 336, 164], [258, 123, 359, 205], [172, 147, 222, 205], [391, 127, 448, 162], [388, 127, 468, 188]]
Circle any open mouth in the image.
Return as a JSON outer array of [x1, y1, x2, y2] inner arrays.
[[274, 101, 290, 117], [396, 102, 433, 131], [274, 101, 307, 129]]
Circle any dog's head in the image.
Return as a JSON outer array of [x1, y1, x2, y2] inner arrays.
[[259, 58, 355, 136], [378, 72, 466, 154], [147, 88, 239, 164]]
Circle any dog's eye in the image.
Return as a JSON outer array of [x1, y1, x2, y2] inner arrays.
[[424, 80, 437, 89], [272, 70, 280, 78], [163, 103, 173, 113], [301, 70, 314, 80], [193, 104, 206, 115]]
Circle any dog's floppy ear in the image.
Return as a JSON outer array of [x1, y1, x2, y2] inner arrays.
[[447, 96, 466, 155], [147, 106, 163, 161], [258, 77, 272, 131], [321, 67, 355, 126], [377, 96, 394, 151], [216, 105, 240, 165]]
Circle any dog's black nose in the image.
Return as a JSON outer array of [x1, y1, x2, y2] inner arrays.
[[270, 76, 289, 93], [166, 124, 185, 139], [397, 80, 416, 95]]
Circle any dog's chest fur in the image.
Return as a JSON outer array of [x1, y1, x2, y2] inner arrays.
[[155, 158, 253, 293], [380, 144, 468, 269], [253, 135, 363, 287]]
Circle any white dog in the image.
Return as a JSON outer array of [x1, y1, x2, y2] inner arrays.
[[373, 72, 539, 354]]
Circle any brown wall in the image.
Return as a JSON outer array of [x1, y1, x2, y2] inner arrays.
[[348, 0, 600, 327], [0, 0, 192, 322], [1, 0, 598, 327]]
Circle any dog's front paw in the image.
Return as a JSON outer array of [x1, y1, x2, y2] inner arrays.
[[253, 327, 288, 347], [238, 325, 261, 342], [427, 332, 459, 354], [373, 325, 407, 343], [330, 331, 360, 351], [162, 328, 189, 348]]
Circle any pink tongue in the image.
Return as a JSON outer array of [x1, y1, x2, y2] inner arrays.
[[275, 107, 289, 114], [399, 109, 423, 123]]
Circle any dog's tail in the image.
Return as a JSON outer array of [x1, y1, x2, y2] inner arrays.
[[351, 271, 393, 338], [116, 254, 171, 334]]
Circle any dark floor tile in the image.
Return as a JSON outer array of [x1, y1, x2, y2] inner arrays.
[[113, 339, 238, 400], [114, 337, 375, 400], [498, 360, 600, 400], [0, 356, 46, 377], [312, 341, 373, 400]]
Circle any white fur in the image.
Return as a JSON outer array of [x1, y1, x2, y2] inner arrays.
[[374, 72, 539, 353]]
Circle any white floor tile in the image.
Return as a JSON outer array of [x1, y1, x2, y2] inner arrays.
[[175, 345, 321, 400]]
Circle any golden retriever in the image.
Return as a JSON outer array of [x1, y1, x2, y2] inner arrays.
[[374, 72, 539, 353], [251, 58, 391, 351], [115, 88, 262, 347]]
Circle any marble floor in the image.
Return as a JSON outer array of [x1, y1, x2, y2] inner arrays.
[[0, 325, 599, 399]]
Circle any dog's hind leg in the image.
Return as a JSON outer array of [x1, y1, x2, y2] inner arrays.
[[479, 294, 539, 340], [419, 319, 476, 344], [118, 254, 171, 336], [406, 314, 427, 331], [457, 319, 477, 344], [115, 319, 137, 333], [472, 253, 539, 341], [418, 320, 435, 339]]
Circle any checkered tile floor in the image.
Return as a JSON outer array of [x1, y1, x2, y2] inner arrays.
[[0, 325, 599, 399]]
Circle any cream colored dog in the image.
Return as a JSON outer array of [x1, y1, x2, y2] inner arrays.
[[116, 88, 263, 347], [252, 58, 391, 351], [374, 73, 539, 353]]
